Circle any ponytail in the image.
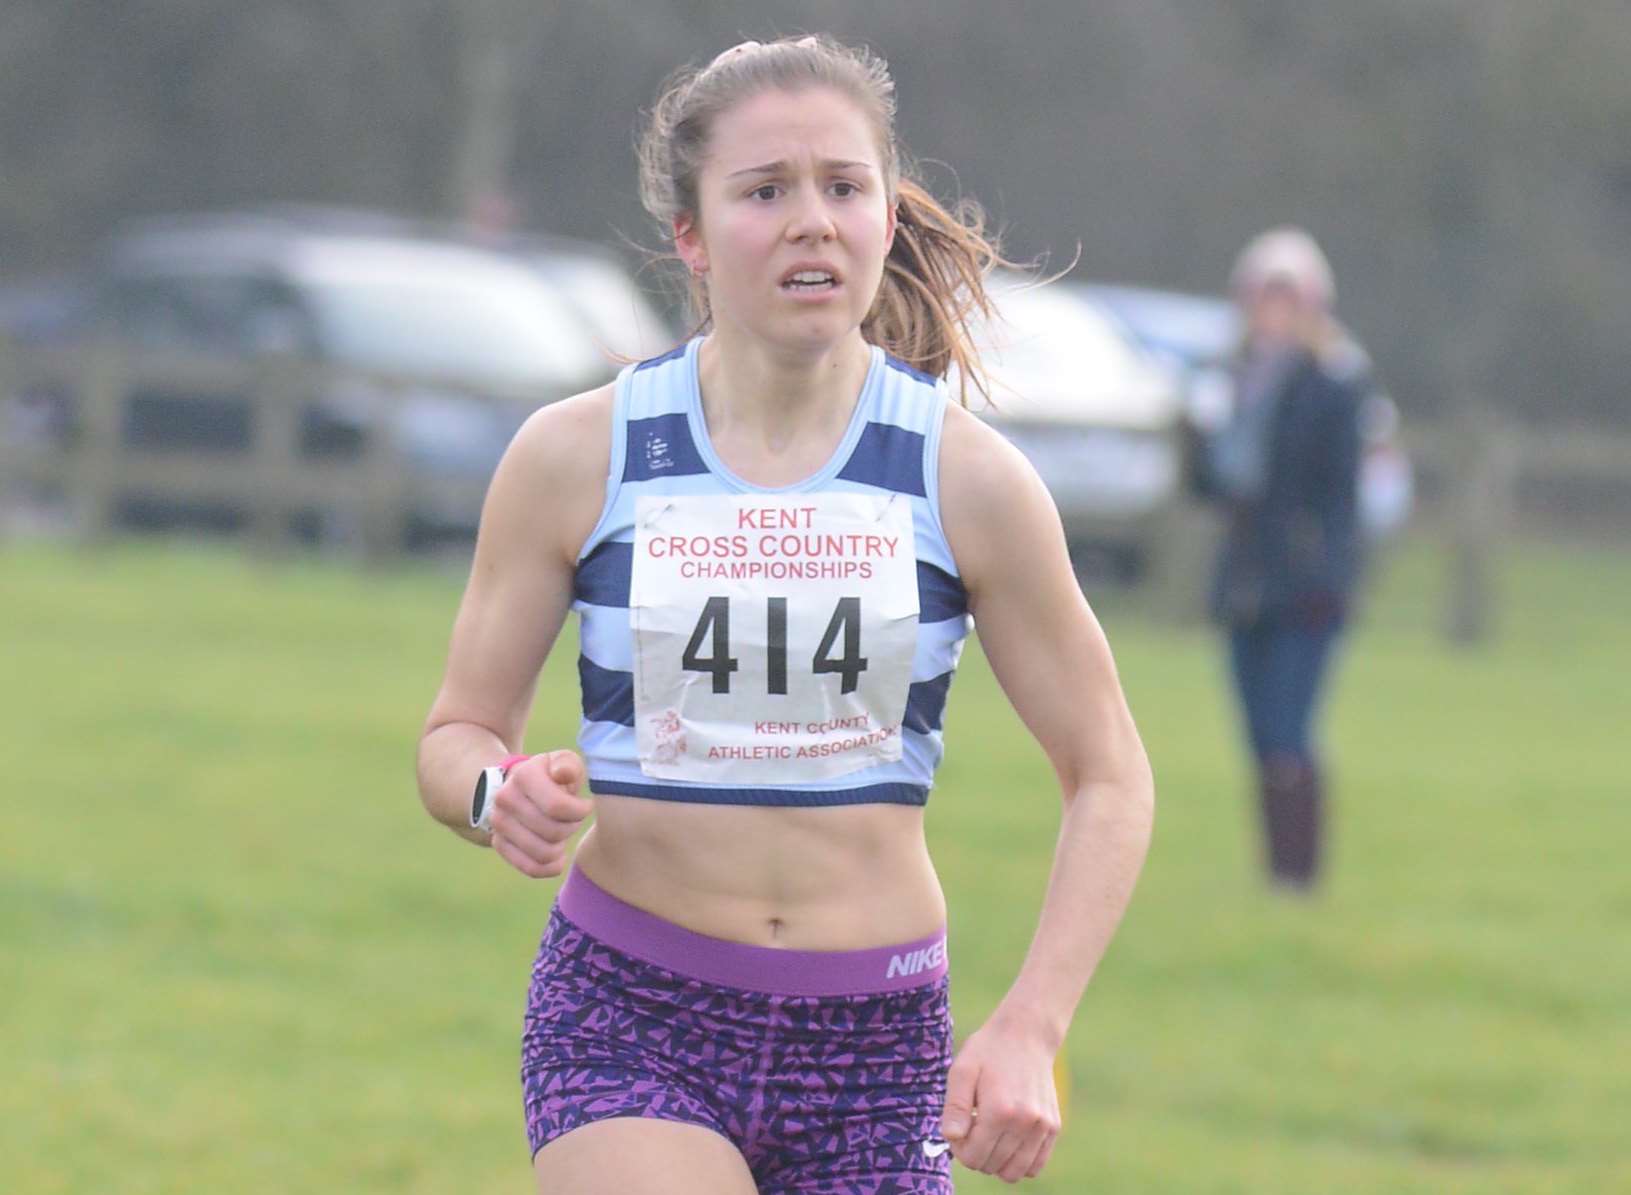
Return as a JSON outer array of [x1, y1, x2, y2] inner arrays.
[[866, 177, 1010, 406]]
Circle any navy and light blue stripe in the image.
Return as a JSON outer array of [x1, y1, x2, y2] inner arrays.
[[572, 337, 970, 807]]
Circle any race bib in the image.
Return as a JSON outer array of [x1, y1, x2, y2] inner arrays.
[[629, 492, 920, 784]]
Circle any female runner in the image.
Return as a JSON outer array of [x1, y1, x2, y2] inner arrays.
[[417, 35, 1154, 1194]]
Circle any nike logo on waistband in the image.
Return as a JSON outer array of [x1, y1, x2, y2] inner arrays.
[[885, 938, 947, 979], [922, 1140, 951, 1159]]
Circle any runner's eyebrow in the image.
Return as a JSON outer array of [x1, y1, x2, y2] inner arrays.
[[726, 159, 875, 179]]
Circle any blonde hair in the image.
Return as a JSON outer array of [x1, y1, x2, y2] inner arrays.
[[637, 34, 1008, 404], [1231, 225, 1343, 359], [1230, 226, 1335, 311]]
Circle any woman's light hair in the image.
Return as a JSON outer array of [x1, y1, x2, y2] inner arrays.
[[1230, 226, 1336, 311]]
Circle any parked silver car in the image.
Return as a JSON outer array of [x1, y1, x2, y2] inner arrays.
[[517, 234, 677, 364], [85, 210, 616, 544]]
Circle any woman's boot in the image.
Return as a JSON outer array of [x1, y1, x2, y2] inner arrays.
[[1260, 756, 1323, 890]]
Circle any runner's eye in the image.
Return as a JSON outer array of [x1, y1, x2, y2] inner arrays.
[[750, 184, 780, 201], [830, 181, 860, 198]]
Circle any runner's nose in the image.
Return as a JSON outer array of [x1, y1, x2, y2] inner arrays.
[[785, 183, 836, 243]]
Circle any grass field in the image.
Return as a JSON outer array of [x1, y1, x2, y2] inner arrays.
[[4, 534, 1629, 1193]]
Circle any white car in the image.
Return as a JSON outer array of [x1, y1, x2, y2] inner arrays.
[[962, 274, 1184, 578], [520, 236, 677, 365]]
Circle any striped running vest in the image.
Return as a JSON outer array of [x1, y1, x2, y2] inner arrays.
[[572, 337, 971, 807]]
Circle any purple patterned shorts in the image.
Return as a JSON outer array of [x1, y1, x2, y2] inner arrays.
[[521, 868, 954, 1194]]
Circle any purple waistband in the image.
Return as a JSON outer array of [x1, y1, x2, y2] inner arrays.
[[556, 866, 949, 997]]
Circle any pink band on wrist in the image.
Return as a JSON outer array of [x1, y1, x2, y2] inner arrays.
[[499, 753, 532, 775]]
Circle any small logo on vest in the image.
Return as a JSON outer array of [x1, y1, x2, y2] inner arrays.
[[649, 708, 686, 765], [885, 939, 947, 980], [645, 433, 675, 472]]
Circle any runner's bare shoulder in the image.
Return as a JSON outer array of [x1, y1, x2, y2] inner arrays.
[[484, 382, 615, 564]]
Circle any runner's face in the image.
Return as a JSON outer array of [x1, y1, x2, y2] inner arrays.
[[678, 86, 896, 352]]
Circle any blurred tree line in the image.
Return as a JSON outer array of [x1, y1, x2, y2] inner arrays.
[[2, 0, 1626, 429]]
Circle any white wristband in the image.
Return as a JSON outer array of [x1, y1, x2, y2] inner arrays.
[[470, 765, 508, 833]]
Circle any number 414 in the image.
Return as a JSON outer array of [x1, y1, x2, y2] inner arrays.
[[683, 596, 868, 695]]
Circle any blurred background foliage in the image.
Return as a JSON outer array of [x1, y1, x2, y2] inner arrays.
[[2, 0, 1628, 429]]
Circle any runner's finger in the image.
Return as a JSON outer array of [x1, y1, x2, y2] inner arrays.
[[981, 1124, 1024, 1178], [491, 829, 560, 878], [953, 1116, 1004, 1174], [1000, 1127, 1050, 1184], [1027, 1129, 1059, 1178]]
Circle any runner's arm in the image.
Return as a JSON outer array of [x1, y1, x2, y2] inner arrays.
[[940, 399, 1155, 1040], [415, 386, 613, 843]]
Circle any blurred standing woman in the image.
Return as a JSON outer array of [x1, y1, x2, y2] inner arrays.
[[1199, 227, 1365, 893], [415, 35, 1152, 1195]]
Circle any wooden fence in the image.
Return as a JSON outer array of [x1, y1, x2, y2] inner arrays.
[[0, 340, 549, 561], [2, 340, 1627, 638]]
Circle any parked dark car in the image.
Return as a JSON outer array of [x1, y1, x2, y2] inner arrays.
[[1077, 282, 1239, 375], [1081, 282, 1413, 539]]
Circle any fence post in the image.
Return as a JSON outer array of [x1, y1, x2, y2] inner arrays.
[[359, 378, 409, 564], [74, 342, 125, 547], [248, 355, 302, 557], [1444, 400, 1516, 647], [1138, 499, 1214, 624], [0, 335, 15, 536]]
